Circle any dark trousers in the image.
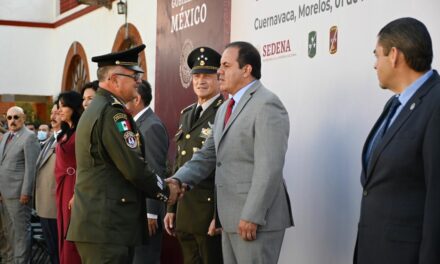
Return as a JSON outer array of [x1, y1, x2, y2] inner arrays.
[[40, 217, 59, 264], [132, 229, 163, 264], [75, 242, 134, 264], [177, 231, 223, 264]]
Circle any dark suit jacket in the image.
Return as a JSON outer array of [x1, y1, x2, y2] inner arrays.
[[135, 107, 169, 228], [171, 95, 224, 234], [355, 71, 440, 264]]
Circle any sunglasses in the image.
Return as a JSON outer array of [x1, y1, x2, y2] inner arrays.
[[7, 115, 20, 120], [114, 73, 143, 82]]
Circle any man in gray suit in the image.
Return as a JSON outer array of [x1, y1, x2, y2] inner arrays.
[[126, 80, 169, 264], [170, 41, 293, 263], [34, 102, 61, 264], [0, 106, 41, 264]]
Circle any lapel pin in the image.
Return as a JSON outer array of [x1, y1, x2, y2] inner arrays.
[[410, 103, 416, 110]]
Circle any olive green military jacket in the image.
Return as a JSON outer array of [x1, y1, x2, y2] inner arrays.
[[169, 95, 224, 235], [67, 88, 169, 246]]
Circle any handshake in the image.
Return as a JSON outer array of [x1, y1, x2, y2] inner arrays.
[[164, 178, 187, 205]]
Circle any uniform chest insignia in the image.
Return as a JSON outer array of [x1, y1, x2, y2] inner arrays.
[[200, 127, 212, 139], [124, 131, 138, 148]]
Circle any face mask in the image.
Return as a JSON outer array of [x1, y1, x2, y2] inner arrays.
[[37, 131, 48, 141]]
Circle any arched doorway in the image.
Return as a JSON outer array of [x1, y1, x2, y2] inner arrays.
[[61, 41, 90, 92], [112, 23, 147, 79]]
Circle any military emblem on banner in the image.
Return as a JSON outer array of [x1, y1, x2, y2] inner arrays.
[[329, 26, 338, 54], [308, 31, 317, 58]]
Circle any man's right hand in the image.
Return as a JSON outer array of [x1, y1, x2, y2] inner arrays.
[[165, 178, 181, 205], [164, 212, 176, 236]]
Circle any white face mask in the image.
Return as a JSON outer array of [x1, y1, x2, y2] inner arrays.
[[37, 131, 48, 141]]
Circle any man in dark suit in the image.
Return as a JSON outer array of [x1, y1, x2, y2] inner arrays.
[[164, 46, 224, 264], [0, 106, 41, 264], [67, 45, 180, 263], [34, 102, 62, 264], [169, 42, 293, 264], [126, 80, 169, 264], [355, 17, 440, 264]]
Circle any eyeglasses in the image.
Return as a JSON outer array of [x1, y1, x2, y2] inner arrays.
[[114, 73, 143, 82], [6, 115, 20, 120]]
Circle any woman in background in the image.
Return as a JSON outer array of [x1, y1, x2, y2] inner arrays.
[[55, 91, 83, 264], [81, 80, 99, 109]]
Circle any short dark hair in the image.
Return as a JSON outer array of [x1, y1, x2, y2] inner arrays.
[[225, 41, 261, 79], [378, 17, 432, 72], [137, 80, 153, 107], [81, 80, 99, 96]]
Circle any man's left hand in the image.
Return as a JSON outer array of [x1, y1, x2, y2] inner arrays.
[[148, 218, 158, 236], [19, 195, 30, 205], [238, 219, 257, 241]]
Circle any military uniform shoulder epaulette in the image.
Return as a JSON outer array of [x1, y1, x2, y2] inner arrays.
[[180, 103, 196, 114], [110, 95, 124, 108]]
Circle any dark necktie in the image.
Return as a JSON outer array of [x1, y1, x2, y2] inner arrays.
[[224, 98, 235, 128], [192, 105, 203, 126], [5, 133, 14, 145], [366, 96, 401, 166]]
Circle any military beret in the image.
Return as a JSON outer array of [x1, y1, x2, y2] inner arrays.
[[187, 46, 221, 74], [92, 44, 145, 73]]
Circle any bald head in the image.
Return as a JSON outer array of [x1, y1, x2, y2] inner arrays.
[[6, 106, 26, 132]]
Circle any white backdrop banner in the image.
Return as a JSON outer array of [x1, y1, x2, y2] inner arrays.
[[230, 0, 440, 263]]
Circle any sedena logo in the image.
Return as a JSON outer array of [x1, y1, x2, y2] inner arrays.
[[261, 39, 295, 61], [329, 25, 338, 54], [308, 31, 317, 58]]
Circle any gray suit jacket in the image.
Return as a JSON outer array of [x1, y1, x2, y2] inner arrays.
[[175, 80, 293, 232], [136, 108, 169, 225], [0, 127, 40, 199], [34, 135, 57, 218]]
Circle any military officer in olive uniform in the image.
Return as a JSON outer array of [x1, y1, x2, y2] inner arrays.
[[164, 46, 224, 264], [67, 45, 180, 264]]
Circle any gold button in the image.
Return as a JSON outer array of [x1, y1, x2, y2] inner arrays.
[[185, 134, 191, 139], [207, 197, 211, 201], [121, 198, 126, 203], [181, 150, 186, 156], [201, 141, 205, 144]]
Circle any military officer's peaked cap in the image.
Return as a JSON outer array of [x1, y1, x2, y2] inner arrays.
[[187, 46, 221, 74], [92, 44, 145, 73]]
